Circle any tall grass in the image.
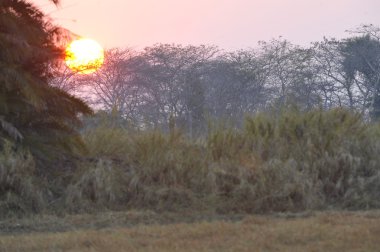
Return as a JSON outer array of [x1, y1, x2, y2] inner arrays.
[[74, 129, 209, 211], [1, 108, 380, 217], [0, 143, 44, 217], [68, 108, 380, 213], [206, 108, 380, 211]]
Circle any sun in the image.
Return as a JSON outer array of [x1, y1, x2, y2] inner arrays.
[[65, 38, 104, 74]]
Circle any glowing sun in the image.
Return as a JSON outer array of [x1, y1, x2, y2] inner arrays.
[[65, 38, 104, 74]]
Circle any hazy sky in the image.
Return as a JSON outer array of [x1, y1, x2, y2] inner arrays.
[[35, 0, 380, 50]]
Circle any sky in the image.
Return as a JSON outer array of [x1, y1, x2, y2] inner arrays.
[[35, 0, 380, 50]]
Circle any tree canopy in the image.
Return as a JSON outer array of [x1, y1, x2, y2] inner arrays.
[[0, 0, 92, 160]]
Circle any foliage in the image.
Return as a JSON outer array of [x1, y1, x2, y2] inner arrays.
[[56, 25, 380, 133], [0, 0, 92, 162], [2, 5, 380, 217], [341, 35, 380, 120], [56, 108, 380, 214]]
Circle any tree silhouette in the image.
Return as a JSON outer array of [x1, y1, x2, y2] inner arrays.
[[341, 35, 380, 120], [0, 0, 92, 161]]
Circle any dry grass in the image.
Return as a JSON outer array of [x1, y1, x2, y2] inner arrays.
[[69, 108, 380, 214], [1, 211, 380, 252], [1, 108, 380, 217], [0, 143, 44, 217]]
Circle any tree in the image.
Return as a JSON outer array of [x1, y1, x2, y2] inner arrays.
[[77, 48, 144, 125], [341, 33, 380, 120], [258, 38, 320, 110], [312, 39, 356, 109], [137, 44, 218, 131], [0, 0, 92, 161], [202, 50, 269, 125]]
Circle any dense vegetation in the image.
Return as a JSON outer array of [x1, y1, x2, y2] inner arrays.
[[58, 25, 380, 137], [1, 108, 380, 218], [1, 0, 380, 219], [0, 0, 92, 162]]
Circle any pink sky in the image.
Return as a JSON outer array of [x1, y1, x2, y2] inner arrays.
[[35, 0, 380, 50]]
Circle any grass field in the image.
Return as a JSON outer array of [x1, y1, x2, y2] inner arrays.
[[1, 109, 380, 251], [1, 210, 380, 252]]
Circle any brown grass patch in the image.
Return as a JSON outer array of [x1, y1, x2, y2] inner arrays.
[[1, 211, 380, 252]]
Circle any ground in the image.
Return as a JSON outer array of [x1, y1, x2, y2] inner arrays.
[[0, 210, 380, 252]]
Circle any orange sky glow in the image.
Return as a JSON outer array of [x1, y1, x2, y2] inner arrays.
[[35, 0, 380, 50]]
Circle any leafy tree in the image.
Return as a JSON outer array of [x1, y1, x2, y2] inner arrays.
[[341, 34, 380, 120], [0, 0, 92, 161]]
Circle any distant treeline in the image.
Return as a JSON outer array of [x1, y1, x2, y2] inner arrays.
[[54, 24, 380, 134]]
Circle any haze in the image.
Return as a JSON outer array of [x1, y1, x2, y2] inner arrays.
[[35, 0, 380, 49]]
